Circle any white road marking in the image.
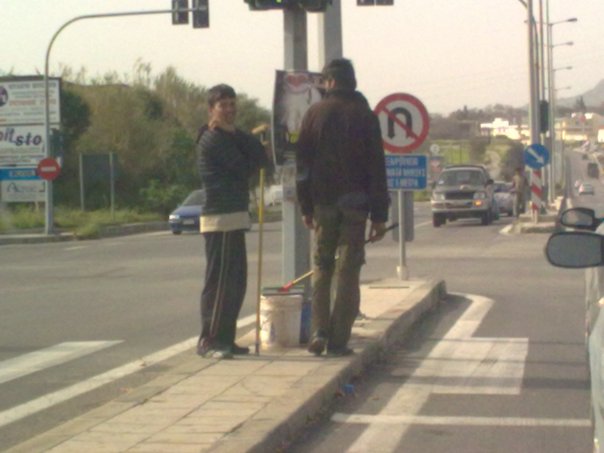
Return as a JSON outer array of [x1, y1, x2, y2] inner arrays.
[[0, 341, 122, 385], [340, 294, 530, 453], [332, 413, 590, 428], [0, 314, 257, 428]]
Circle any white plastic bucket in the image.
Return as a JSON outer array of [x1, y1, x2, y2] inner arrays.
[[260, 293, 303, 348]]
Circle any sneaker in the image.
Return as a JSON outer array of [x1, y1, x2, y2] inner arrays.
[[204, 348, 234, 359], [231, 343, 250, 355], [308, 332, 327, 356], [326, 347, 354, 357]]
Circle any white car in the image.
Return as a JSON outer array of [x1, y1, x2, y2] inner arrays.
[[545, 207, 604, 452], [579, 182, 595, 196]]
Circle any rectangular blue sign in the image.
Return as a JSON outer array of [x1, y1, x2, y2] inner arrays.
[[0, 167, 39, 181], [385, 154, 427, 190]]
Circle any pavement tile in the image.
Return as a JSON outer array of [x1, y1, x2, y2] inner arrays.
[[128, 442, 208, 453], [46, 432, 145, 452], [142, 431, 223, 445], [250, 360, 321, 376]]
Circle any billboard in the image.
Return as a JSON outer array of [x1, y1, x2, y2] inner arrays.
[[0, 77, 61, 126]]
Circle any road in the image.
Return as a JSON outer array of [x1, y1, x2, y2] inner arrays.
[[289, 204, 591, 452], [0, 202, 589, 451]]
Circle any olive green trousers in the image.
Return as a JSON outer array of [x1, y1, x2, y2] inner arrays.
[[311, 205, 367, 350]]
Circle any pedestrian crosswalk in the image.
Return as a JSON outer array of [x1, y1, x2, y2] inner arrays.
[[0, 341, 122, 385], [0, 314, 257, 430]]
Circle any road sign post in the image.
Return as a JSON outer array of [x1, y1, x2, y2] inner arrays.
[[524, 143, 550, 222], [375, 93, 429, 280]]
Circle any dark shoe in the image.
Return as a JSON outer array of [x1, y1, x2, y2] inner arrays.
[[231, 343, 250, 355], [196, 337, 212, 357], [326, 347, 354, 357], [308, 333, 327, 356]]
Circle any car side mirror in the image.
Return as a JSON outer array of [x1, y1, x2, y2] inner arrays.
[[545, 231, 604, 268], [559, 207, 600, 231]]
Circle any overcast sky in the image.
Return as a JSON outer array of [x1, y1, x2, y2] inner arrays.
[[2, 0, 601, 115]]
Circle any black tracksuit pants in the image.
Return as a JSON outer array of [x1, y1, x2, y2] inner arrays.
[[200, 230, 247, 347]]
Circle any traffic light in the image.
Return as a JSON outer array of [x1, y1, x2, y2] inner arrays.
[[245, 0, 290, 9], [540, 100, 549, 133], [245, 0, 331, 11], [357, 0, 375, 4], [192, 0, 209, 28], [376, 0, 394, 4], [300, 0, 331, 12], [172, 0, 189, 25]]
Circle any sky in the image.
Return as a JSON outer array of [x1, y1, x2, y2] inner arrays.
[[1, 0, 602, 116]]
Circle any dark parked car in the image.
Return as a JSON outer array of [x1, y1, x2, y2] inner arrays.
[[587, 162, 599, 178], [430, 164, 498, 227], [168, 190, 202, 235]]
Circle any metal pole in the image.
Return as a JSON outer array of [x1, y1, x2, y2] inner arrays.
[[109, 152, 115, 220], [396, 191, 408, 280], [282, 6, 310, 290], [317, 0, 342, 66], [42, 7, 205, 235]]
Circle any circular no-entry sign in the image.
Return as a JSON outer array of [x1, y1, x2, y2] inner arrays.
[[36, 157, 61, 181], [374, 93, 430, 154]]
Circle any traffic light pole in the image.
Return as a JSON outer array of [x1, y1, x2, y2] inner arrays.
[[43, 6, 206, 235], [281, 6, 311, 290]]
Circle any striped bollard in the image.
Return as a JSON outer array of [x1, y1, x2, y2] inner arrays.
[[530, 168, 542, 221]]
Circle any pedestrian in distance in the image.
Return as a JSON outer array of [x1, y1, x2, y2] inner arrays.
[[512, 167, 526, 218], [196, 84, 269, 359], [296, 58, 390, 357]]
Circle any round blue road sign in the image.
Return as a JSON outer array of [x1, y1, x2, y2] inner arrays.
[[524, 143, 550, 169]]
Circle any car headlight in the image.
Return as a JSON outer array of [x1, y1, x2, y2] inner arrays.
[[473, 191, 487, 200], [169, 214, 180, 221], [432, 192, 445, 201]]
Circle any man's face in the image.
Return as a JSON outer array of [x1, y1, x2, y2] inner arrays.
[[209, 97, 237, 126]]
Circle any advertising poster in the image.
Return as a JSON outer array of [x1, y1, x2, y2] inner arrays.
[[272, 70, 323, 166], [0, 77, 61, 126]]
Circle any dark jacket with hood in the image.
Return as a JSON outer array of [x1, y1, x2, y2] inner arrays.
[[295, 88, 389, 223], [196, 126, 267, 217]]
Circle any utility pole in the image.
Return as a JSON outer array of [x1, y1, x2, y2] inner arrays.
[[281, 5, 310, 288]]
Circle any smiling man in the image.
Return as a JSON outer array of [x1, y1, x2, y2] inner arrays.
[[195, 84, 268, 359]]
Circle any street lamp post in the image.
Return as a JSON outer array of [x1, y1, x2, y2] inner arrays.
[[545, 9, 577, 203]]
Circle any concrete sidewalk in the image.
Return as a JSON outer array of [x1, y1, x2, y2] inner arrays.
[[7, 278, 446, 453]]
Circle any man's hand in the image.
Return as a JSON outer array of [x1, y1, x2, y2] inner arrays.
[[368, 222, 387, 243], [302, 215, 314, 230], [209, 118, 236, 133]]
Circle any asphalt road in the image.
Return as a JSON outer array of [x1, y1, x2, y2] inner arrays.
[[289, 207, 591, 452], [0, 200, 574, 451]]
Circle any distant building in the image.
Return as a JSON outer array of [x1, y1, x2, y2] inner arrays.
[[558, 112, 604, 143], [480, 117, 528, 143]]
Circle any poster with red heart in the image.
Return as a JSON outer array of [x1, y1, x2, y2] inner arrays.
[[272, 70, 323, 166]]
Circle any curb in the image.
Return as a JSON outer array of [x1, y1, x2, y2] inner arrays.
[[212, 279, 447, 453], [0, 222, 169, 245]]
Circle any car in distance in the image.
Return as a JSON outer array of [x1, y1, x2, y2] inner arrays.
[[578, 182, 595, 196], [430, 164, 498, 227], [545, 207, 604, 453], [493, 181, 514, 216], [588, 162, 599, 179], [168, 189, 203, 235]]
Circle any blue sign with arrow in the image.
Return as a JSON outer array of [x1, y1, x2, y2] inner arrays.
[[524, 143, 550, 169]]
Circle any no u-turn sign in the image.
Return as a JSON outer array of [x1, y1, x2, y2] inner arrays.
[[374, 93, 429, 154]]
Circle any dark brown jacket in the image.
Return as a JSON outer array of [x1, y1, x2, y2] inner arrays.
[[296, 88, 389, 223]]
